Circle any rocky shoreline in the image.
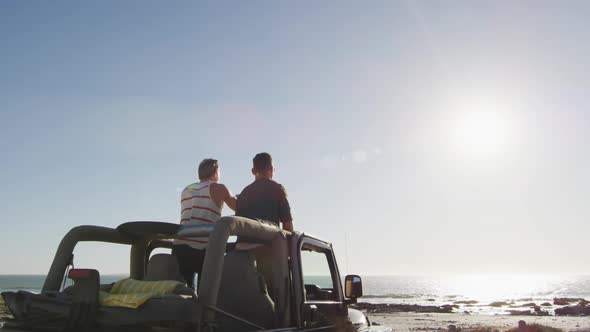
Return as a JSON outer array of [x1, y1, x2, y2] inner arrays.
[[353, 297, 590, 317]]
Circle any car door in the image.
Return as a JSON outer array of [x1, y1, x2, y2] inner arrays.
[[296, 238, 347, 331]]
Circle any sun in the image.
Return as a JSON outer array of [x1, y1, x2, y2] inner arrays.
[[450, 108, 511, 160]]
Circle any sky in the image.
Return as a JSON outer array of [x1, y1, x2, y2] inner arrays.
[[1, 1, 589, 275]]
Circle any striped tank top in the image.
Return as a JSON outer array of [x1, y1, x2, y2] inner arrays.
[[173, 181, 222, 249]]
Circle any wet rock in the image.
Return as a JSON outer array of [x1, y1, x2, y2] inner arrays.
[[454, 300, 478, 305], [507, 307, 549, 316], [508, 310, 535, 316], [553, 297, 582, 305], [554, 302, 590, 316], [513, 302, 537, 308], [351, 302, 456, 314], [540, 302, 552, 307], [489, 301, 513, 307], [533, 306, 549, 316]]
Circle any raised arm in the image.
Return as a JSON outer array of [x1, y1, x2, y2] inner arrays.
[[224, 186, 237, 211], [211, 183, 237, 211]]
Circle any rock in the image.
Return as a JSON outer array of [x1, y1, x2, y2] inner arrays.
[[554, 303, 590, 316], [533, 306, 549, 316], [448, 324, 457, 332], [441, 304, 460, 310], [489, 301, 512, 307], [508, 310, 534, 316], [553, 297, 582, 306], [455, 300, 478, 305], [540, 302, 552, 307], [518, 320, 527, 332], [351, 302, 456, 314], [507, 308, 549, 316], [512, 302, 537, 308]]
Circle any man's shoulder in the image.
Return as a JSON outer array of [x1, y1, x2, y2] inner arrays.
[[184, 182, 211, 191], [209, 182, 225, 189], [183, 182, 199, 192], [209, 182, 230, 196], [255, 179, 285, 190], [238, 179, 280, 196], [269, 180, 287, 192]]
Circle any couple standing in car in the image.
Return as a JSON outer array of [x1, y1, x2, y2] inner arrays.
[[172, 152, 293, 288]]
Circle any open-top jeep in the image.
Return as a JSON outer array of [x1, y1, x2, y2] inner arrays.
[[1, 216, 391, 332]]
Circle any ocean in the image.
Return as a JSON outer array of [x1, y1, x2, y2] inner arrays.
[[2, 274, 589, 316]]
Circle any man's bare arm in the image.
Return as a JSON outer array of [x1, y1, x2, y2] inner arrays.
[[224, 187, 237, 211], [211, 183, 237, 211]]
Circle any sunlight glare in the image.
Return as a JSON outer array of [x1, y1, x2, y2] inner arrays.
[[442, 274, 557, 302], [450, 106, 511, 160]]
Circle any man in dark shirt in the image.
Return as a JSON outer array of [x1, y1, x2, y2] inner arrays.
[[236, 152, 293, 296], [236, 152, 294, 232]]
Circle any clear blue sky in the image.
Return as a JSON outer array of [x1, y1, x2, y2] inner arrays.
[[1, 1, 589, 275]]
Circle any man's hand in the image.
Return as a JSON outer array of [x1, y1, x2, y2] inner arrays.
[[282, 221, 294, 232]]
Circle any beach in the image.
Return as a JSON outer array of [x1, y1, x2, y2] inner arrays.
[[369, 312, 590, 331], [2, 275, 589, 331], [2, 295, 590, 331], [2, 298, 589, 332]]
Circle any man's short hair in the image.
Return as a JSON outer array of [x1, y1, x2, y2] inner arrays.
[[253, 152, 273, 172], [198, 158, 219, 180]]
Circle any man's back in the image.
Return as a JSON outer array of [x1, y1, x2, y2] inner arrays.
[[236, 178, 291, 228]]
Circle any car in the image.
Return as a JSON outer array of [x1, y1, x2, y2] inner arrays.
[[1, 216, 391, 332]]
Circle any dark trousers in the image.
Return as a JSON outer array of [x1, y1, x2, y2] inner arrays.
[[171, 244, 206, 289]]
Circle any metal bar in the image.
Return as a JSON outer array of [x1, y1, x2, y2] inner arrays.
[[204, 305, 265, 330], [177, 224, 215, 238]]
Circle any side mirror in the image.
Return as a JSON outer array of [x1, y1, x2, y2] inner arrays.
[[344, 275, 363, 299]]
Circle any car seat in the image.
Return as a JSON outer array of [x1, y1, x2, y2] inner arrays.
[[144, 253, 194, 296], [145, 253, 185, 282], [217, 250, 276, 330]]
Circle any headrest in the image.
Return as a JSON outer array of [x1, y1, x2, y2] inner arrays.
[[145, 254, 185, 283]]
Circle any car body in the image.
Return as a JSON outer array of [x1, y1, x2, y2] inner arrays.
[[1, 216, 391, 332]]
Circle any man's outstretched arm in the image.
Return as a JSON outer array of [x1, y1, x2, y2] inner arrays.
[[222, 185, 237, 211], [211, 183, 237, 211]]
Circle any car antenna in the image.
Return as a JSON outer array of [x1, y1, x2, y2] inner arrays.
[[344, 231, 350, 275]]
